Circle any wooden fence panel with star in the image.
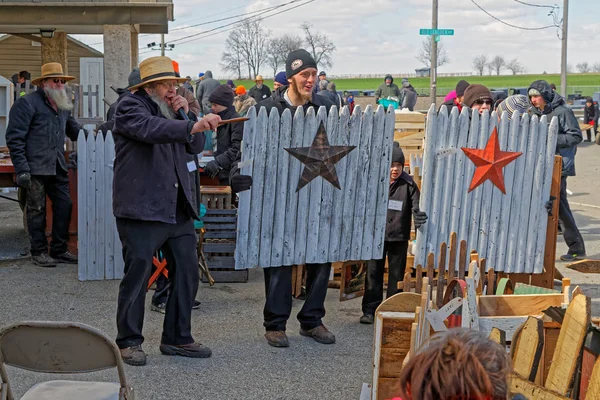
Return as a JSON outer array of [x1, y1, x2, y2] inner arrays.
[[235, 105, 395, 269], [414, 105, 558, 274]]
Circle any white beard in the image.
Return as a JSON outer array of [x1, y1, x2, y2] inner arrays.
[[149, 94, 175, 119], [44, 87, 73, 111]]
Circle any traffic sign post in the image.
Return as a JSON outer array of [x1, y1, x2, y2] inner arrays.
[[419, 28, 454, 36]]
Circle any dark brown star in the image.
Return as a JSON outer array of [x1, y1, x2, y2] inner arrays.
[[285, 121, 356, 192]]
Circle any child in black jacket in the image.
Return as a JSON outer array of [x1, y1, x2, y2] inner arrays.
[[360, 143, 427, 324]]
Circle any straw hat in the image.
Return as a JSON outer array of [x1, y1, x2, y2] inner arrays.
[[31, 62, 75, 86], [254, 75, 264, 82], [128, 56, 187, 90]]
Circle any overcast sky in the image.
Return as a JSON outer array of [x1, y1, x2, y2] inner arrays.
[[74, 0, 598, 79]]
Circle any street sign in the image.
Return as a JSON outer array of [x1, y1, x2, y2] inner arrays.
[[420, 29, 454, 36]]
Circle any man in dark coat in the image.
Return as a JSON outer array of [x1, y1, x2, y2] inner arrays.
[[203, 84, 243, 184], [248, 75, 272, 104], [441, 80, 469, 115], [230, 49, 336, 348], [360, 143, 427, 324], [112, 56, 221, 366], [6, 62, 80, 267], [529, 80, 585, 261], [400, 79, 418, 111]]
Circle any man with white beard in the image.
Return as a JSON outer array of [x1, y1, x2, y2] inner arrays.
[[6, 62, 80, 267]]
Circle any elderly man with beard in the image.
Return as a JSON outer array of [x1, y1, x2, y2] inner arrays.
[[6, 62, 80, 267], [112, 56, 220, 366], [231, 49, 336, 348]]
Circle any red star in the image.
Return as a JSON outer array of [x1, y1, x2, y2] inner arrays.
[[462, 127, 522, 194]]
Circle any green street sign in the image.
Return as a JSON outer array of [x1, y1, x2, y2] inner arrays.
[[434, 35, 441, 42], [420, 29, 454, 36]]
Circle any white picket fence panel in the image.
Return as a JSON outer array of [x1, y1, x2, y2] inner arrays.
[[77, 129, 124, 281], [235, 105, 395, 269], [414, 105, 558, 274]]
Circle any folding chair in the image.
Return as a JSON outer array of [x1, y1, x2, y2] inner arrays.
[[0, 321, 134, 400], [147, 255, 168, 291]]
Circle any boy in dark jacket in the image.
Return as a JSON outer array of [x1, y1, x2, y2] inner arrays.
[[360, 143, 427, 324], [583, 97, 597, 142]]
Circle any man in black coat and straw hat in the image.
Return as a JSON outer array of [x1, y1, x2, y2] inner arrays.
[[112, 56, 221, 366]]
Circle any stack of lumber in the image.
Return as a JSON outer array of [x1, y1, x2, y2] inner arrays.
[[394, 110, 425, 159]]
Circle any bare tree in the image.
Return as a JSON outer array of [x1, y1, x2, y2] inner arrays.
[[505, 58, 525, 75], [472, 54, 488, 76], [267, 34, 304, 76], [221, 35, 245, 79], [416, 36, 450, 68], [487, 63, 494, 76], [593, 62, 600, 73], [301, 22, 336, 69], [223, 20, 270, 79], [576, 62, 591, 73], [490, 56, 505, 75]]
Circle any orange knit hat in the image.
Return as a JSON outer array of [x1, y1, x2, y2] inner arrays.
[[235, 85, 246, 95]]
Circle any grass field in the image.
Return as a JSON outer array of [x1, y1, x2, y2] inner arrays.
[[223, 73, 600, 96]]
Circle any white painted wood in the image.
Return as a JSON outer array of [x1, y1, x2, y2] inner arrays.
[[340, 106, 363, 261], [94, 133, 106, 280], [77, 130, 88, 281], [328, 106, 350, 261], [234, 106, 256, 269], [438, 106, 459, 252], [247, 107, 269, 267], [477, 111, 496, 261], [259, 108, 280, 266], [466, 277, 480, 330], [305, 106, 326, 263], [458, 110, 480, 260], [361, 106, 385, 260], [79, 58, 104, 118], [479, 316, 529, 341], [372, 106, 396, 259], [317, 106, 338, 262], [271, 109, 292, 266], [426, 297, 463, 332], [86, 133, 98, 280], [104, 132, 115, 279], [282, 108, 304, 265], [467, 110, 486, 257]]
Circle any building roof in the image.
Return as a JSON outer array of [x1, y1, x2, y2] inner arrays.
[[0, 34, 103, 57]]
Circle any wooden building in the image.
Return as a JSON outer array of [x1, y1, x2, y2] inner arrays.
[[0, 34, 103, 84]]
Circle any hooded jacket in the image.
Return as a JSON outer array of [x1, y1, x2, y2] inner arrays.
[[375, 75, 401, 104], [528, 80, 582, 177], [400, 83, 418, 111], [386, 171, 420, 241], [196, 70, 220, 115], [213, 106, 243, 181], [584, 100, 597, 124]]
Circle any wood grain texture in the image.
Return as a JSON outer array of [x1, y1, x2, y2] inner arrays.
[[104, 133, 116, 279], [258, 109, 279, 266], [583, 354, 600, 400], [86, 131, 98, 280], [94, 133, 106, 279], [479, 316, 528, 341], [511, 316, 544, 381], [489, 327, 506, 346], [546, 294, 591, 395], [478, 294, 563, 317], [77, 130, 87, 281], [270, 109, 291, 266], [510, 374, 569, 400]]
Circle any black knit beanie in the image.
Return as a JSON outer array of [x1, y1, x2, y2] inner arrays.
[[392, 142, 405, 165], [286, 49, 318, 79], [455, 80, 470, 97], [208, 84, 234, 107]]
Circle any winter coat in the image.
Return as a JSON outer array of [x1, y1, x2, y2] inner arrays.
[[112, 89, 205, 223], [213, 106, 243, 182], [6, 88, 80, 175], [229, 85, 335, 187], [196, 70, 220, 115], [317, 89, 338, 106], [233, 94, 257, 116], [401, 86, 418, 111], [248, 84, 272, 104], [177, 86, 201, 117], [584, 104, 597, 124], [107, 89, 128, 122], [386, 171, 420, 241], [440, 98, 463, 116], [375, 75, 401, 104], [182, 82, 194, 95], [529, 80, 582, 177]]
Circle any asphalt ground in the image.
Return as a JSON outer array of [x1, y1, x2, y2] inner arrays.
[[2, 137, 600, 399]]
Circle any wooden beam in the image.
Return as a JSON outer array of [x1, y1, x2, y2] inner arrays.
[[377, 292, 422, 313], [566, 259, 600, 274], [546, 294, 591, 395], [478, 294, 564, 317], [510, 374, 569, 400], [511, 316, 545, 382], [10, 33, 42, 43]]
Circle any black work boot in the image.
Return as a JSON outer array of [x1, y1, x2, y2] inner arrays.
[[31, 253, 57, 267], [159, 342, 212, 358], [51, 251, 78, 264]]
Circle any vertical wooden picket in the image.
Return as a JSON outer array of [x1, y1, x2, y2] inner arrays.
[[77, 130, 88, 281], [94, 133, 106, 280], [294, 107, 315, 264], [86, 133, 98, 279], [476, 111, 496, 260], [438, 106, 459, 252], [305, 107, 326, 264], [104, 132, 116, 279], [466, 110, 484, 256], [271, 109, 292, 266]]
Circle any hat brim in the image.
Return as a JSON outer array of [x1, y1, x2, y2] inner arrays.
[[128, 76, 187, 91], [31, 74, 75, 87]]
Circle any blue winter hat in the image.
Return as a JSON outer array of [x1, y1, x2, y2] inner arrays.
[[274, 71, 288, 86], [198, 72, 205, 78]]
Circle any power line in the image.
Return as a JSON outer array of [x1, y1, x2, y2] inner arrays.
[[513, 0, 557, 8], [471, 0, 558, 30]]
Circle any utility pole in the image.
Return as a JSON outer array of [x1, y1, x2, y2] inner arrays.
[[430, 0, 438, 106], [160, 33, 166, 57], [560, 0, 568, 98]]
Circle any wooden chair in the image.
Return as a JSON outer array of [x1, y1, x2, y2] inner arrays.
[[147, 256, 168, 291], [0, 321, 134, 400]]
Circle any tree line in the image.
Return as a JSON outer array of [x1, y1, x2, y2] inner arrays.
[[472, 55, 526, 76], [220, 20, 336, 79]]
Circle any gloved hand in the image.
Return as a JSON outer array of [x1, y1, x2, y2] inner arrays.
[[68, 151, 77, 169], [230, 174, 253, 193], [204, 160, 222, 179], [413, 209, 428, 229], [545, 195, 557, 216], [16, 172, 31, 189]]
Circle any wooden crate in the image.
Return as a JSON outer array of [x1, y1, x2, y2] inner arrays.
[[200, 185, 232, 210], [201, 209, 248, 283]]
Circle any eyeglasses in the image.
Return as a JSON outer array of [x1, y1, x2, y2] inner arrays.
[[158, 82, 180, 90], [52, 79, 66, 85], [475, 100, 493, 106]]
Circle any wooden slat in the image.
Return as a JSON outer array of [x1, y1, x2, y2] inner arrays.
[[439, 108, 460, 252], [546, 294, 591, 395], [415, 264, 422, 294], [204, 224, 237, 230], [305, 107, 325, 263], [104, 132, 116, 280], [203, 231, 237, 239], [259, 108, 280, 266], [205, 256, 236, 268], [86, 132, 99, 280], [479, 316, 528, 341], [478, 294, 564, 317], [458, 239, 467, 280], [486, 268, 495, 295], [466, 111, 485, 262], [77, 130, 87, 281], [476, 111, 494, 261], [489, 327, 506, 346], [511, 316, 544, 381], [202, 216, 237, 223], [317, 106, 337, 262], [510, 375, 569, 400], [204, 243, 237, 253], [584, 356, 600, 399], [436, 242, 447, 308], [95, 133, 106, 279], [448, 232, 457, 281]]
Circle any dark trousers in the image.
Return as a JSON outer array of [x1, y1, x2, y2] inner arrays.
[[559, 176, 586, 255], [263, 263, 331, 332], [115, 210, 198, 349], [152, 273, 170, 306], [26, 171, 72, 256], [362, 241, 409, 316]]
